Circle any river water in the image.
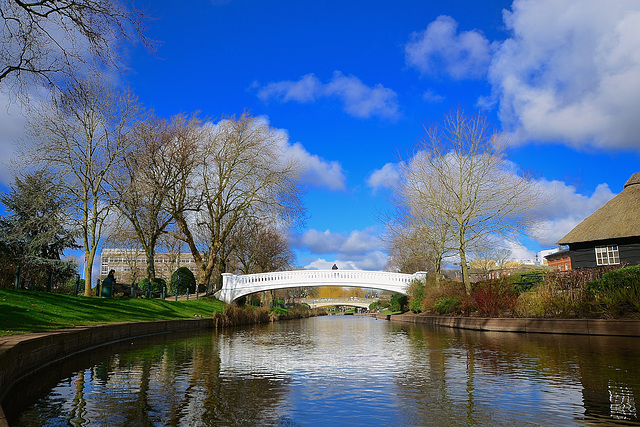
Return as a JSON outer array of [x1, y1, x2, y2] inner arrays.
[[5, 316, 640, 426]]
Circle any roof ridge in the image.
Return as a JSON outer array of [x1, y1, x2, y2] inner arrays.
[[624, 172, 640, 188]]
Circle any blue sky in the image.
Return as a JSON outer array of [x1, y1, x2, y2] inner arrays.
[[1, 0, 640, 272]]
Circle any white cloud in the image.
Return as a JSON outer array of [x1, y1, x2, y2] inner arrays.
[[422, 89, 445, 103], [293, 229, 345, 254], [243, 115, 347, 191], [257, 71, 400, 120], [405, 15, 491, 80], [489, 0, 640, 149], [0, 92, 31, 186], [503, 240, 536, 262], [367, 162, 400, 192], [367, 153, 617, 250], [285, 141, 346, 191], [533, 179, 616, 246], [340, 229, 380, 255], [258, 73, 322, 103], [291, 227, 387, 270], [302, 252, 388, 271], [292, 228, 380, 256]]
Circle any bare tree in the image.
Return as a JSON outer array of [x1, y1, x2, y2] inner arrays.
[[168, 113, 305, 291], [382, 156, 452, 284], [25, 75, 144, 295], [0, 0, 155, 99], [384, 228, 433, 275], [401, 110, 545, 294], [111, 115, 202, 285], [231, 219, 295, 275]]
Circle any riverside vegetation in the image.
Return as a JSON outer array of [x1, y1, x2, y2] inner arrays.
[[404, 264, 640, 319]]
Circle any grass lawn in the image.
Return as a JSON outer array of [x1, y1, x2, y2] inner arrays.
[[378, 309, 403, 315], [0, 289, 226, 336]]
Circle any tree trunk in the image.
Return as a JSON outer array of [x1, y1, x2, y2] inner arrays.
[[460, 249, 471, 295]]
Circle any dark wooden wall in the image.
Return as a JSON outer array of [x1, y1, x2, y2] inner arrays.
[[569, 237, 640, 269]]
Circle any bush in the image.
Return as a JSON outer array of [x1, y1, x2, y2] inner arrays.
[[170, 266, 196, 295], [433, 297, 461, 314], [421, 279, 466, 313], [138, 278, 166, 295], [514, 267, 620, 318], [389, 293, 408, 312], [589, 265, 640, 316], [407, 279, 425, 313], [472, 279, 518, 317], [511, 272, 544, 293]]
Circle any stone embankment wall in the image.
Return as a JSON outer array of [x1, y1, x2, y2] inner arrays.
[[384, 313, 640, 336], [0, 319, 214, 426]]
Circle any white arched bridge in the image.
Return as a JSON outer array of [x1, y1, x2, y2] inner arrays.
[[215, 269, 427, 304]]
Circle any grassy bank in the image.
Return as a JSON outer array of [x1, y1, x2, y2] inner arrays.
[[0, 289, 225, 336]]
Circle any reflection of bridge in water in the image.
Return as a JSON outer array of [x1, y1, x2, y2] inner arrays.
[[215, 269, 427, 304], [305, 297, 379, 309]]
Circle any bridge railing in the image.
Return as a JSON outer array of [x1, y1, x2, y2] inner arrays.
[[222, 269, 424, 287], [217, 270, 427, 303]]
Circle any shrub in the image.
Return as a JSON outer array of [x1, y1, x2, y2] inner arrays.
[[138, 278, 166, 295], [433, 297, 461, 314], [421, 279, 466, 313], [213, 305, 271, 327], [514, 267, 620, 318], [511, 272, 544, 293], [472, 279, 518, 317], [407, 279, 425, 313], [589, 265, 640, 316], [170, 266, 196, 295], [389, 293, 408, 312]]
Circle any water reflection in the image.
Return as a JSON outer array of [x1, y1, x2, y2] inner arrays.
[[5, 317, 640, 426]]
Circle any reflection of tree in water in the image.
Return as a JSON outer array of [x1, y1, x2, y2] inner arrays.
[[397, 325, 639, 424], [8, 331, 291, 425], [395, 325, 496, 426]]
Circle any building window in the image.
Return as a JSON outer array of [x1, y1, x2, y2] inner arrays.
[[595, 245, 620, 266]]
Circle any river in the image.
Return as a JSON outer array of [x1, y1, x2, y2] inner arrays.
[[5, 316, 640, 426]]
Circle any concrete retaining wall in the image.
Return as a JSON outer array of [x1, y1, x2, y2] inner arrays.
[[388, 314, 640, 336], [0, 318, 214, 426]]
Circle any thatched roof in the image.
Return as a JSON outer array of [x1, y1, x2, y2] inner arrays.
[[558, 172, 640, 245]]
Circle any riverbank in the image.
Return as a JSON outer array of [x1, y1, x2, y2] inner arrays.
[[0, 303, 326, 426], [0, 318, 215, 426], [0, 289, 225, 336], [385, 312, 640, 336]]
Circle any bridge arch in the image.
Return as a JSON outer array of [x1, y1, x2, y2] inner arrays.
[[304, 298, 378, 309], [214, 269, 427, 304]]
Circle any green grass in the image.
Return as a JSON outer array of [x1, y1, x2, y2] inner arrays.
[[0, 289, 226, 336], [378, 309, 403, 315]]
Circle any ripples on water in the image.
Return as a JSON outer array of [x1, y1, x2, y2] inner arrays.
[[5, 316, 640, 426]]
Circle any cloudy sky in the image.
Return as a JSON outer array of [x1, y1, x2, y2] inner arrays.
[[1, 0, 639, 271]]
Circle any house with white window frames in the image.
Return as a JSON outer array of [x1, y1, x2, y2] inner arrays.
[[557, 172, 640, 269]]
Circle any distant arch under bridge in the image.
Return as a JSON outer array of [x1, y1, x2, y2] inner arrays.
[[305, 298, 379, 309], [215, 269, 427, 304]]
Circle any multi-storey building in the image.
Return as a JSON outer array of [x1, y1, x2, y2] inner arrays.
[[100, 248, 201, 283]]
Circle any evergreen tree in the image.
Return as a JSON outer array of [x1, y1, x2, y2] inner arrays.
[[0, 170, 79, 289]]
